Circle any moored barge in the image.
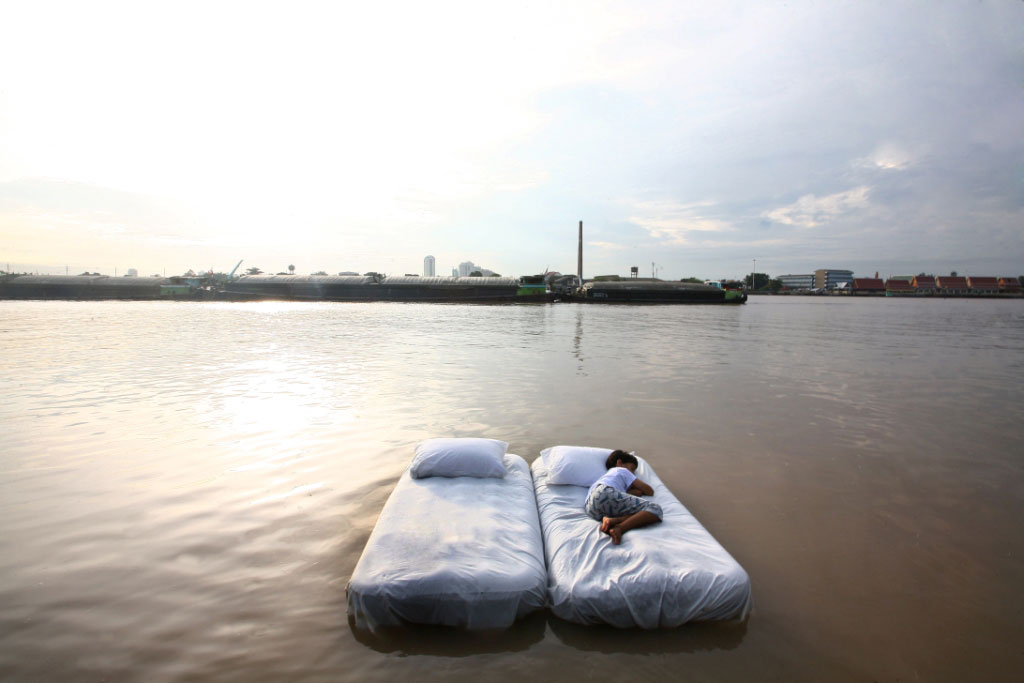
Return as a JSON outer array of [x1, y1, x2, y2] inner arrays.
[[576, 280, 747, 304], [219, 274, 523, 302]]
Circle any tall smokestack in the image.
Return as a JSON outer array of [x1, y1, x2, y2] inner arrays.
[[577, 220, 583, 284]]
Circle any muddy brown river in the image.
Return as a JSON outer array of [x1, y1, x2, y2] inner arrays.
[[1, 298, 1021, 682]]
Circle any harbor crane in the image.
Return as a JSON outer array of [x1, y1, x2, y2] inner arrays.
[[226, 260, 244, 281]]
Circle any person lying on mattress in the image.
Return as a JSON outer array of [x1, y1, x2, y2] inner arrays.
[[584, 450, 663, 544]]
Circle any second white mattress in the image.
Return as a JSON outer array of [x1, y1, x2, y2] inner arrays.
[[532, 453, 752, 628]]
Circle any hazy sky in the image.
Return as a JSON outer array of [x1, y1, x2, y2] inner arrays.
[[1, 0, 1021, 280]]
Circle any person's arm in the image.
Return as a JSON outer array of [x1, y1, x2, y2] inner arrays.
[[627, 478, 654, 496]]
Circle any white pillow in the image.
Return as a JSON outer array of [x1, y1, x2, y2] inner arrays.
[[409, 438, 509, 479], [541, 445, 614, 487]]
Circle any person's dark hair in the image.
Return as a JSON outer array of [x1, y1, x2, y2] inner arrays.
[[605, 450, 637, 469]]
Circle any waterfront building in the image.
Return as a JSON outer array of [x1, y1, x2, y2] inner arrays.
[[885, 279, 915, 295], [423, 255, 435, 277], [912, 275, 936, 293], [852, 278, 885, 294], [814, 269, 854, 290], [778, 274, 814, 290], [999, 277, 1022, 293], [935, 276, 969, 295], [967, 276, 999, 295]]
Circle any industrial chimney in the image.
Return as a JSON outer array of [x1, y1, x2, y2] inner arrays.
[[577, 220, 583, 285]]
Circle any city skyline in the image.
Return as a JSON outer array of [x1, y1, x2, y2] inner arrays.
[[2, 2, 1022, 280]]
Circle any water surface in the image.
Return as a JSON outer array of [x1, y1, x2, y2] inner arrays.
[[1, 298, 1022, 681]]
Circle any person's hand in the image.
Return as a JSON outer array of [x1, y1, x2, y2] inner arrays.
[[628, 479, 654, 496]]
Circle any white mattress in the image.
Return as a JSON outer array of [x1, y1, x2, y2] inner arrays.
[[532, 454, 752, 628], [347, 454, 547, 631]]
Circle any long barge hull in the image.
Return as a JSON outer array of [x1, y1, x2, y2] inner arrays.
[[0, 287, 740, 303], [572, 292, 747, 304], [575, 282, 747, 304], [218, 284, 524, 302], [1, 276, 744, 303]]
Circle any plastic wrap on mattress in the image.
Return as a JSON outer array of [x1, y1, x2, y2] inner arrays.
[[347, 454, 547, 631], [532, 454, 752, 628]]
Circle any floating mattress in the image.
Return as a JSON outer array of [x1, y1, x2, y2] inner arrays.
[[532, 454, 752, 628], [347, 453, 547, 631]]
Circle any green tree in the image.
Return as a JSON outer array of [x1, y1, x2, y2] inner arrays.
[[312, 270, 328, 276], [246, 266, 263, 275], [745, 272, 771, 290], [470, 271, 483, 277], [680, 277, 704, 283]]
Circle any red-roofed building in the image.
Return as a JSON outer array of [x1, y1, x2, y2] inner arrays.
[[936, 276, 969, 295], [885, 279, 915, 296], [967, 276, 999, 295], [999, 277, 1022, 293], [913, 275, 937, 293], [852, 278, 885, 294]]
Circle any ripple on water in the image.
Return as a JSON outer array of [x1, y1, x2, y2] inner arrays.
[[0, 298, 1023, 682]]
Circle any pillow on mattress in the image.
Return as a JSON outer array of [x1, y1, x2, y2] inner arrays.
[[541, 445, 614, 486], [410, 438, 509, 479]]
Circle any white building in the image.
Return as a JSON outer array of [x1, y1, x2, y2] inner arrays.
[[778, 273, 814, 289], [814, 269, 854, 290], [423, 255, 435, 277], [457, 260, 496, 277]]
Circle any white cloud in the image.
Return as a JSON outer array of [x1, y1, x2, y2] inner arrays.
[[762, 186, 871, 229], [857, 144, 913, 171], [588, 241, 628, 250], [626, 200, 734, 246], [700, 237, 794, 249]]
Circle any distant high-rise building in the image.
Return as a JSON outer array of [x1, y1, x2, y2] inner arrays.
[[452, 268, 458, 277], [126, 268, 138, 277], [458, 260, 495, 277], [423, 255, 435, 277]]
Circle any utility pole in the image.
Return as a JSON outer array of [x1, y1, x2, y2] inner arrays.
[[752, 258, 756, 290]]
